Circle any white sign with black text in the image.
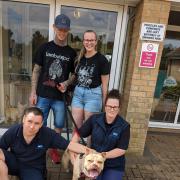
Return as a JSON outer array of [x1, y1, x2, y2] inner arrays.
[[140, 22, 165, 41]]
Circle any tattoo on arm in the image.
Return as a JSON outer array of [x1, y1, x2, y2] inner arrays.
[[31, 64, 42, 93], [64, 74, 76, 87]]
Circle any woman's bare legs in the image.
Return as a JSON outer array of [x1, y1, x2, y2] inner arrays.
[[72, 107, 95, 146], [72, 107, 84, 129], [84, 111, 94, 147], [84, 111, 94, 121]]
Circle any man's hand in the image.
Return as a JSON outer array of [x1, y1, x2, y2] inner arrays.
[[29, 92, 37, 105], [56, 82, 67, 93]]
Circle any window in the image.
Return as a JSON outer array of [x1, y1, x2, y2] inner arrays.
[[0, 1, 49, 127]]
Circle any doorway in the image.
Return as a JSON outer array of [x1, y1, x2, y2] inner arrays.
[[0, 0, 126, 132], [56, 0, 125, 90]]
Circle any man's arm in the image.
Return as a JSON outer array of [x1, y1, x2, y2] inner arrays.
[[29, 64, 42, 105], [101, 74, 109, 107]]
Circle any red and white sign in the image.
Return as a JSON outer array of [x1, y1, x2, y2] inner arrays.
[[139, 43, 159, 68]]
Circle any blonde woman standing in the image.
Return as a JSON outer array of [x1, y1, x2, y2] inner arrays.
[[71, 30, 110, 129]]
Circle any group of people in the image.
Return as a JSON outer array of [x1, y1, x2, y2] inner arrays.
[[0, 14, 130, 180]]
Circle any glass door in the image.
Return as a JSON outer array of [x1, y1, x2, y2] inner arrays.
[[61, 6, 117, 59], [56, 0, 124, 89], [0, 0, 52, 128], [175, 98, 180, 124], [0, 0, 126, 130]]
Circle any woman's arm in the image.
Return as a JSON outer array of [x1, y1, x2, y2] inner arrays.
[[105, 148, 126, 159], [67, 133, 93, 154], [64, 73, 76, 87], [57, 73, 76, 92], [105, 124, 130, 159], [101, 74, 109, 107]]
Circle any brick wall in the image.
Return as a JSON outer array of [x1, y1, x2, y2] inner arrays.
[[122, 0, 171, 155]]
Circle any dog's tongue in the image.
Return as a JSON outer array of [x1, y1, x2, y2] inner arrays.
[[89, 170, 99, 178]]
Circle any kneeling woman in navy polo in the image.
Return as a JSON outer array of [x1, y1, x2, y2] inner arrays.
[[71, 89, 130, 180]]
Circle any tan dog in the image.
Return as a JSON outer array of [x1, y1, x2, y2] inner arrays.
[[5, 95, 27, 123], [62, 149, 106, 180]]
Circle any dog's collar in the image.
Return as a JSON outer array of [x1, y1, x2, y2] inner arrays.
[[79, 153, 85, 159]]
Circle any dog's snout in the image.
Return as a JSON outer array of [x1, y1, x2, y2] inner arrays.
[[92, 163, 99, 168]]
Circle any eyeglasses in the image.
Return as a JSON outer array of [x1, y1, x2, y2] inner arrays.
[[83, 39, 96, 43], [105, 105, 119, 111]]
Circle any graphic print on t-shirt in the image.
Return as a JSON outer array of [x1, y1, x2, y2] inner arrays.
[[42, 52, 70, 88], [49, 59, 62, 80], [77, 64, 95, 87]]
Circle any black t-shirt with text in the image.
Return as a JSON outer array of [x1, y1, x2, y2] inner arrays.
[[34, 41, 76, 100], [75, 52, 110, 88]]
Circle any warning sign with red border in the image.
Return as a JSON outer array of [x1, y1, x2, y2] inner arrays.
[[139, 43, 159, 68]]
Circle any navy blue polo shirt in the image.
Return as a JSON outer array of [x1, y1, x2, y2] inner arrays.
[[0, 124, 69, 170]]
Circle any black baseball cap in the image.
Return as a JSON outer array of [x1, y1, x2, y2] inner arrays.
[[54, 14, 70, 29]]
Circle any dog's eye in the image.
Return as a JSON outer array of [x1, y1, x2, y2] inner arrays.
[[97, 161, 103, 164], [88, 160, 93, 163]]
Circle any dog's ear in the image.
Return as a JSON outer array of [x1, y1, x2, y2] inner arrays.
[[85, 148, 90, 155], [101, 152, 106, 159]]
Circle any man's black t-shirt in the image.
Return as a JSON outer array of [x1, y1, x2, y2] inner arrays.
[[75, 52, 110, 88], [34, 41, 76, 100]]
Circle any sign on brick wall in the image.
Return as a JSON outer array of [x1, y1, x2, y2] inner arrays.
[[140, 22, 165, 41], [139, 43, 159, 68]]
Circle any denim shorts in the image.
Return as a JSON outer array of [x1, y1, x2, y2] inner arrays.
[[36, 96, 65, 128], [2, 149, 44, 180], [71, 86, 102, 112]]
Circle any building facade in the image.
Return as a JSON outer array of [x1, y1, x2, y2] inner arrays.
[[0, 0, 179, 155]]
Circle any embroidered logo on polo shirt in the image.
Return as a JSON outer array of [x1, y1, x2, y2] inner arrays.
[[112, 132, 118, 136], [36, 144, 44, 149]]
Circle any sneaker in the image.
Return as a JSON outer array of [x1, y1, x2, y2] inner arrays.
[[48, 149, 60, 164]]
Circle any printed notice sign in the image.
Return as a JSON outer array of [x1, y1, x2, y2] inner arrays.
[[139, 43, 159, 68], [140, 22, 165, 41]]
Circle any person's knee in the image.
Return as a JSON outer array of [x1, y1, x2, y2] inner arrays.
[[53, 107, 65, 128], [0, 149, 8, 175], [20, 168, 44, 180], [54, 111, 65, 128], [36, 97, 50, 123], [0, 149, 5, 161], [0, 161, 8, 175]]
